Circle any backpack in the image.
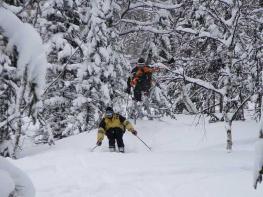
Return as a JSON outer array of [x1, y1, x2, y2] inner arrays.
[[131, 66, 152, 88]]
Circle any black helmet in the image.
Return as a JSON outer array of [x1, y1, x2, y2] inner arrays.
[[106, 107, 113, 113], [138, 58, 145, 64], [105, 107, 114, 117]]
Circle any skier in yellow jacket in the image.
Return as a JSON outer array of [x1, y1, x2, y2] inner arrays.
[[96, 107, 137, 153]]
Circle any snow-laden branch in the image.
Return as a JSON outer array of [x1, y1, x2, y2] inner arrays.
[[43, 43, 82, 95], [251, 8, 263, 14], [120, 0, 131, 19], [118, 26, 173, 36], [130, 1, 182, 10], [204, 6, 229, 30], [243, 16, 263, 25], [118, 24, 203, 36], [197, 31, 225, 44], [119, 19, 158, 26], [120, 1, 182, 19], [0, 7, 47, 98], [221, 7, 239, 27], [0, 1, 23, 13], [175, 26, 198, 34], [218, 0, 234, 6], [117, 22, 236, 47], [184, 76, 225, 95], [201, 2, 241, 48], [154, 63, 225, 95]]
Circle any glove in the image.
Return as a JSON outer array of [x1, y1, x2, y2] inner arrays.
[[96, 141, 102, 146], [131, 130, 137, 136], [153, 67, 160, 72]]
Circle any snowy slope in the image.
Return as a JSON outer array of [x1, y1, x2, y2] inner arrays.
[[10, 115, 263, 197]]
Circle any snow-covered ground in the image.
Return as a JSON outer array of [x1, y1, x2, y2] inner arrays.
[[9, 115, 263, 197]]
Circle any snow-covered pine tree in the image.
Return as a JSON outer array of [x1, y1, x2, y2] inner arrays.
[[74, 0, 129, 129], [0, 29, 14, 157], [32, 0, 88, 140]]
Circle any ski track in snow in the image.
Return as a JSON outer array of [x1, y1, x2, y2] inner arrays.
[[10, 115, 263, 197]]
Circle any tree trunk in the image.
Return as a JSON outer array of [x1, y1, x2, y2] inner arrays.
[[220, 95, 223, 113], [258, 94, 262, 121], [13, 69, 27, 158], [226, 120, 233, 151], [211, 92, 216, 113], [181, 85, 198, 114], [238, 90, 245, 121], [256, 52, 262, 121], [224, 47, 234, 152], [223, 94, 233, 152]]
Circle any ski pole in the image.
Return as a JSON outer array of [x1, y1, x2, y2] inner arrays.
[[90, 145, 98, 152], [135, 135, 152, 151]]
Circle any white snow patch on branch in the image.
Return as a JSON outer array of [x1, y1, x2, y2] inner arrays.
[[1, 2, 22, 13], [130, 1, 182, 10], [0, 7, 47, 98]]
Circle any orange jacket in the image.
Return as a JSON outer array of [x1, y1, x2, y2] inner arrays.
[[130, 65, 159, 87]]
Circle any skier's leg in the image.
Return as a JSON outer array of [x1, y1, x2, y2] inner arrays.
[[106, 130, 116, 152], [126, 77, 131, 94], [115, 129, 125, 153], [134, 85, 142, 102]]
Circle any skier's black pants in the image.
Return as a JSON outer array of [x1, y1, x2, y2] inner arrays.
[[126, 77, 131, 94], [134, 83, 151, 102], [106, 128, 125, 149]]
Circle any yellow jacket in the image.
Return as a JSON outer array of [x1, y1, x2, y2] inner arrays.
[[97, 113, 134, 142]]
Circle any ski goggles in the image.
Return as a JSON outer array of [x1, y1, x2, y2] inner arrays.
[[105, 111, 113, 117]]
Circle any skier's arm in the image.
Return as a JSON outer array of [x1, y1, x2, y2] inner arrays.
[[97, 119, 106, 142], [119, 115, 134, 131], [131, 67, 138, 74], [145, 66, 159, 73]]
